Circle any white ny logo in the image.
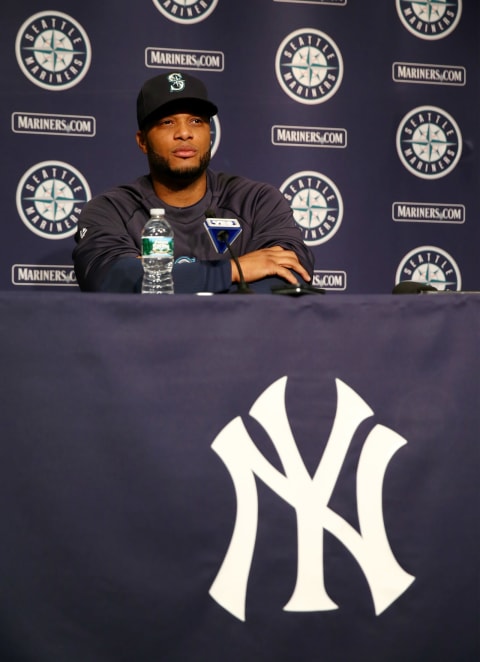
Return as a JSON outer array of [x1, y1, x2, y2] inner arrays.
[[209, 377, 415, 621]]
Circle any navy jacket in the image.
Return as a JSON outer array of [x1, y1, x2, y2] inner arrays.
[[73, 170, 314, 293]]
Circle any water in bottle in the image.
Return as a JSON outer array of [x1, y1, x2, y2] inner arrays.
[[141, 208, 174, 294]]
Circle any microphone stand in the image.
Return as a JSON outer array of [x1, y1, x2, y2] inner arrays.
[[217, 230, 254, 294]]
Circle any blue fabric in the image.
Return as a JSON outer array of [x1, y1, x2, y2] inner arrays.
[[0, 292, 478, 661]]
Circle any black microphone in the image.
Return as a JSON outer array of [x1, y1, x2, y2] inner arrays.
[[271, 281, 325, 296], [204, 210, 323, 295], [392, 280, 438, 294], [204, 209, 254, 294], [216, 229, 254, 294]]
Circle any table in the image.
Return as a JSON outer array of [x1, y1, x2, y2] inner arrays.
[[0, 292, 478, 661]]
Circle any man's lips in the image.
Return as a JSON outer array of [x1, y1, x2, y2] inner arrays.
[[172, 147, 197, 158]]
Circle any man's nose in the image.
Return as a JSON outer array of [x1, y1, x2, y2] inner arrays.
[[174, 121, 193, 139]]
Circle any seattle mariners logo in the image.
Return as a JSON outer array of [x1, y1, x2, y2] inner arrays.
[[210, 115, 221, 158], [152, 0, 218, 24], [167, 72, 185, 92], [396, 106, 462, 179], [275, 28, 343, 104], [396, 0, 462, 40], [15, 11, 91, 91], [280, 171, 343, 246], [396, 246, 461, 291], [16, 161, 91, 240]]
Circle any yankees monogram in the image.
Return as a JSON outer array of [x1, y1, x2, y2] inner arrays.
[[209, 377, 415, 621]]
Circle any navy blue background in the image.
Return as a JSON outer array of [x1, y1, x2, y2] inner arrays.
[[1, 1, 479, 292]]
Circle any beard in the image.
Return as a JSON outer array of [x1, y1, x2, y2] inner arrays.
[[146, 143, 211, 190]]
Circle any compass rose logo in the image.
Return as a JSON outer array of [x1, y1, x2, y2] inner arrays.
[[15, 11, 91, 90], [395, 246, 461, 291], [16, 161, 91, 240], [275, 28, 343, 104], [396, 0, 462, 40], [396, 106, 462, 180], [210, 115, 221, 158], [152, 0, 218, 24], [280, 171, 343, 245]]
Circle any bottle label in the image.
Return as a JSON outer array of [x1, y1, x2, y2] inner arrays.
[[142, 237, 173, 256]]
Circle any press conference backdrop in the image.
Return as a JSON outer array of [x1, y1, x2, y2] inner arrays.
[[2, 0, 479, 292]]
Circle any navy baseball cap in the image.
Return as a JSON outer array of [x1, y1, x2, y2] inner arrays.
[[136, 71, 218, 129]]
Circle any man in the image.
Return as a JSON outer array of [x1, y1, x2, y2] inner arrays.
[[73, 71, 314, 293]]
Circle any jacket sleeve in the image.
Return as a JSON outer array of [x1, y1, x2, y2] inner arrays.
[[73, 195, 141, 292], [214, 176, 315, 277], [96, 257, 233, 294], [250, 184, 315, 276]]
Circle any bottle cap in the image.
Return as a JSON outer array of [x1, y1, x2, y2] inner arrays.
[[150, 208, 165, 215]]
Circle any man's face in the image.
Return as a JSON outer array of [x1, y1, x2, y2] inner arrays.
[[137, 111, 212, 185]]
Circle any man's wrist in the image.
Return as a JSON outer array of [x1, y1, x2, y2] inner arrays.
[[230, 258, 239, 283]]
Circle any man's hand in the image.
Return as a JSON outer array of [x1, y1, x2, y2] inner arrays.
[[231, 246, 311, 285]]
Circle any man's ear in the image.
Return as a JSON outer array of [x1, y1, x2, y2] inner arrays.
[[136, 130, 147, 154]]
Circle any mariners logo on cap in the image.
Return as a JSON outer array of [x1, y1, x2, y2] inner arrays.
[[15, 11, 91, 90], [168, 72, 186, 92]]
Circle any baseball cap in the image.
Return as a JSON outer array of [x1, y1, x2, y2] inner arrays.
[[136, 71, 218, 129]]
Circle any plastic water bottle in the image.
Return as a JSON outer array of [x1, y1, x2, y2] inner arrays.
[[141, 208, 174, 294]]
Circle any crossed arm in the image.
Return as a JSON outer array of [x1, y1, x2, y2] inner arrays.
[[231, 246, 311, 285]]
